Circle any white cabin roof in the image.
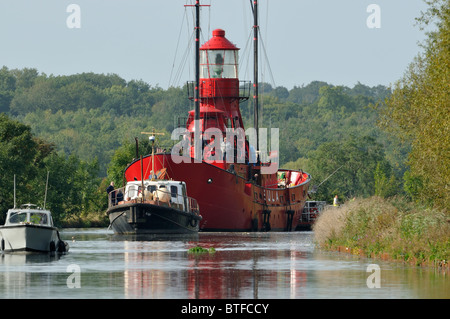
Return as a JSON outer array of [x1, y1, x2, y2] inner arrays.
[[4, 204, 54, 226], [126, 180, 186, 187]]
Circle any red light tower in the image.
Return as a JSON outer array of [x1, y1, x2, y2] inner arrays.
[[187, 29, 249, 140]]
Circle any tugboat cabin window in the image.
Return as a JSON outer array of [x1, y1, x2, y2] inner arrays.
[[170, 185, 178, 198], [147, 185, 157, 193]]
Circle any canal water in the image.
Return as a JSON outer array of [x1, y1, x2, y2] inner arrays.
[[0, 229, 448, 299]]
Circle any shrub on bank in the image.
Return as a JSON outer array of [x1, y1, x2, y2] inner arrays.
[[313, 197, 449, 267], [60, 211, 109, 228]]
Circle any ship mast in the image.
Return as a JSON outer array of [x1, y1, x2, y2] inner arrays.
[[252, 0, 260, 163], [194, 1, 201, 162], [185, 0, 210, 162]]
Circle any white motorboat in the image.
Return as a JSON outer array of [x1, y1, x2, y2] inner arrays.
[[0, 174, 68, 253], [0, 204, 68, 253]]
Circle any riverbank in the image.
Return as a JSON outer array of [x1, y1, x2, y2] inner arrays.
[[59, 212, 109, 228], [313, 196, 449, 269]]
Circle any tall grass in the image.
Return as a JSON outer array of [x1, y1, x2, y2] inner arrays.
[[313, 197, 449, 267]]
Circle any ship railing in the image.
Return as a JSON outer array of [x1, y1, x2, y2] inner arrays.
[[187, 80, 251, 101], [186, 197, 200, 215], [300, 201, 327, 223], [108, 186, 200, 216], [175, 116, 188, 129]]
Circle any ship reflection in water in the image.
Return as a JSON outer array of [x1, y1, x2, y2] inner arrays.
[[120, 232, 311, 299], [0, 229, 448, 299]]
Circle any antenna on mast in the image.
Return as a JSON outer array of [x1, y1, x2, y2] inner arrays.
[[13, 174, 16, 209], [43, 171, 49, 209], [141, 129, 165, 180]]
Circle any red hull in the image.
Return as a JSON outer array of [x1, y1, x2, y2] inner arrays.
[[124, 154, 310, 231]]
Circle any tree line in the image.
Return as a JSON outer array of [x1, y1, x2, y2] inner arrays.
[[0, 67, 399, 215], [0, 114, 103, 225], [377, 0, 449, 210]]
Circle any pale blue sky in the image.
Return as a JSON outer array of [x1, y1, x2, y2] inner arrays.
[[0, 0, 428, 89]]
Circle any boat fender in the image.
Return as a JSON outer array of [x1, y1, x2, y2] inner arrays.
[[1, 239, 4, 251], [251, 218, 258, 232], [262, 222, 271, 232], [189, 218, 198, 228], [262, 210, 271, 232], [57, 240, 66, 253], [49, 241, 56, 252]]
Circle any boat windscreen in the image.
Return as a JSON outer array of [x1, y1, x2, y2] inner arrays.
[[30, 212, 49, 225], [8, 212, 27, 224]]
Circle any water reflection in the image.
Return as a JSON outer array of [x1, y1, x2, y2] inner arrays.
[[0, 229, 448, 299], [0, 253, 66, 298], [116, 232, 313, 298]]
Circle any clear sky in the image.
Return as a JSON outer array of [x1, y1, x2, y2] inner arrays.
[[0, 0, 428, 89]]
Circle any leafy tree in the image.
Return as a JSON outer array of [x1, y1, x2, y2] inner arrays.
[[1, 63, 401, 206], [379, 0, 449, 209], [374, 162, 398, 198], [402, 170, 424, 202], [0, 114, 103, 225], [288, 81, 329, 105], [0, 66, 17, 113], [107, 141, 138, 188], [10, 68, 40, 90], [0, 114, 38, 219], [317, 86, 355, 115], [107, 138, 155, 187], [0, 113, 37, 177], [307, 136, 392, 202], [271, 86, 289, 100]]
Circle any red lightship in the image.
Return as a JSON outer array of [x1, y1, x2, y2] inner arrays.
[[124, 1, 310, 231]]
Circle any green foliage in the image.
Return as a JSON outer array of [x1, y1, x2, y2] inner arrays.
[[306, 136, 396, 202], [41, 153, 102, 223], [107, 133, 175, 187], [314, 197, 449, 266], [1, 66, 395, 179], [380, 0, 449, 210], [188, 246, 216, 254], [0, 114, 38, 215], [0, 57, 409, 220], [255, 81, 394, 175], [0, 67, 17, 113], [0, 114, 104, 226], [374, 162, 398, 198], [0, 68, 190, 176], [402, 170, 424, 201], [107, 138, 151, 187], [0, 1, 444, 227]]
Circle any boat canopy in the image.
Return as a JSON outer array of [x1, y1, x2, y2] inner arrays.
[[4, 204, 54, 227], [123, 180, 188, 206]]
